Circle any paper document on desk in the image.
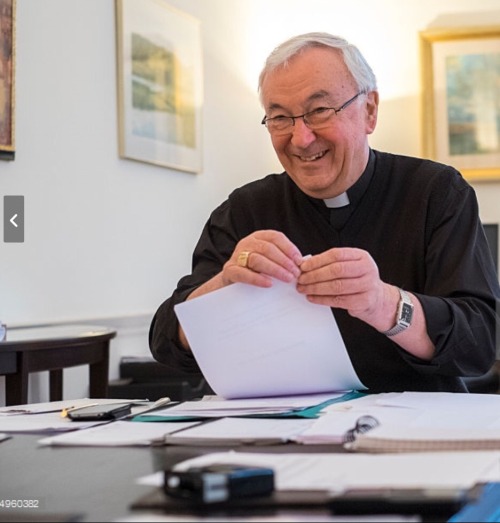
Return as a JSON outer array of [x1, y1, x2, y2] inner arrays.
[[0, 398, 129, 434], [292, 391, 500, 450], [171, 450, 500, 491], [38, 420, 199, 447], [344, 391, 500, 452], [138, 392, 349, 421], [163, 417, 315, 446], [174, 279, 365, 398]]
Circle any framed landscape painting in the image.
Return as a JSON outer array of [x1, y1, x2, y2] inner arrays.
[[0, 0, 15, 161], [420, 26, 500, 181], [116, 0, 203, 173]]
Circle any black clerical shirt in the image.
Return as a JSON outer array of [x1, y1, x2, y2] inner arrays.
[[150, 150, 500, 393]]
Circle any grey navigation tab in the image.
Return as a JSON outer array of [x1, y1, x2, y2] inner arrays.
[[4, 195, 24, 243]]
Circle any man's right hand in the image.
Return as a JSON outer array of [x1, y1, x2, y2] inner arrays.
[[221, 230, 303, 288], [177, 230, 303, 350]]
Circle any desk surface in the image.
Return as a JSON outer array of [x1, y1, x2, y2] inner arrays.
[[3, 395, 500, 522], [0, 433, 343, 522], [0, 433, 156, 522]]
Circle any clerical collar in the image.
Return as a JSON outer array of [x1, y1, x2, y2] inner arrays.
[[323, 149, 376, 210], [324, 193, 350, 208]]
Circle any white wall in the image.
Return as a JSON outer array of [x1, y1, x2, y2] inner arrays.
[[1, 0, 500, 404]]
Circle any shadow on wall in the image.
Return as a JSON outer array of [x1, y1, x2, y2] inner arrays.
[[370, 95, 421, 158]]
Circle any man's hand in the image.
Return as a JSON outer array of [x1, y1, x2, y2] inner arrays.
[[221, 230, 303, 288], [296, 247, 399, 332], [178, 230, 303, 350]]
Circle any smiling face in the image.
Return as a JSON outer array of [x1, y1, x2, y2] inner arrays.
[[260, 46, 379, 199]]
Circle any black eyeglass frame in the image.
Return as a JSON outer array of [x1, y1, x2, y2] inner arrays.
[[261, 91, 366, 132]]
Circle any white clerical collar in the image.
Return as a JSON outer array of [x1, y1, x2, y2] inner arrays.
[[323, 192, 350, 208]]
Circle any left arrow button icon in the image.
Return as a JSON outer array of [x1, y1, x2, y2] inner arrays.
[[4, 196, 24, 242]]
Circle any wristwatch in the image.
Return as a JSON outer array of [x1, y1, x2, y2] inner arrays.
[[382, 288, 414, 337]]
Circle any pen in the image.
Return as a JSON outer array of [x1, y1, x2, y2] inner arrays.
[[152, 396, 172, 409], [126, 396, 172, 420], [61, 403, 99, 418]]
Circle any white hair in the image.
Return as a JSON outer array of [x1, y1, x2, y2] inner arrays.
[[258, 32, 377, 103]]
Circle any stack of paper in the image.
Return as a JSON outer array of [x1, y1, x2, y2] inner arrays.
[[341, 392, 500, 452], [347, 425, 500, 453], [134, 392, 354, 421], [38, 420, 198, 447], [169, 450, 500, 491], [288, 391, 500, 451], [163, 417, 314, 446]]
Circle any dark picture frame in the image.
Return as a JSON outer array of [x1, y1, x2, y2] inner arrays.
[[0, 0, 15, 161]]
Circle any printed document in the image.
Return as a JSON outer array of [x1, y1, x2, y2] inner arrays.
[[171, 450, 500, 491], [141, 392, 347, 419], [38, 420, 199, 447], [174, 279, 366, 398]]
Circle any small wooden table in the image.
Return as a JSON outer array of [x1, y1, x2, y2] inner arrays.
[[0, 324, 116, 405]]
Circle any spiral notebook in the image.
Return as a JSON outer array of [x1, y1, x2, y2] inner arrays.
[[346, 425, 500, 453], [338, 391, 500, 453]]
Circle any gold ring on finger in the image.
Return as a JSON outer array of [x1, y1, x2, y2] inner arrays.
[[237, 251, 252, 268]]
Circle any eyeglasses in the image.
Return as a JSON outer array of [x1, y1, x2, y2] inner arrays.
[[261, 91, 365, 135]]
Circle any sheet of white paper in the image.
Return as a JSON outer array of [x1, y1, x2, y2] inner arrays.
[[375, 392, 500, 429], [164, 417, 314, 445], [38, 420, 198, 446], [0, 412, 103, 433], [375, 391, 500, 410], [171, 450, 500, 491], [174, 279, 365, 398]]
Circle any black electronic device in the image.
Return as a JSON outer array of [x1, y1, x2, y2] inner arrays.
[[66, 402, 132, 421], [164, 464, 275, 504]]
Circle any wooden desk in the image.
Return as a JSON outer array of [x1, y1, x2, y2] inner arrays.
[[0, 432, 475, 522], [0, 324, 116, 405], [0, 433, 342, 522]]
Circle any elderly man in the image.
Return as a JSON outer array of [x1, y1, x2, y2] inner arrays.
[[150, 32, 500, 392]]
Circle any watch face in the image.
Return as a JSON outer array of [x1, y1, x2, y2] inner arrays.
[[401, 303, 413, 323]]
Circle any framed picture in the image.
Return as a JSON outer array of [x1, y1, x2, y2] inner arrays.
[[420, 26, 500, 181], [0, 0, 15, 161], [115, 0, 203, 173]]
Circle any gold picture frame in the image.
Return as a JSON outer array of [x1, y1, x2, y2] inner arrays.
[[115, 0, 203, 173], [420, 26, 500, 181], [0, 0, 15, 161]]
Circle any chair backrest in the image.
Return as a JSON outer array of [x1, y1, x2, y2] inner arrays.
[[484, 223, 498, 275], [463, 224, 499, 393]]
